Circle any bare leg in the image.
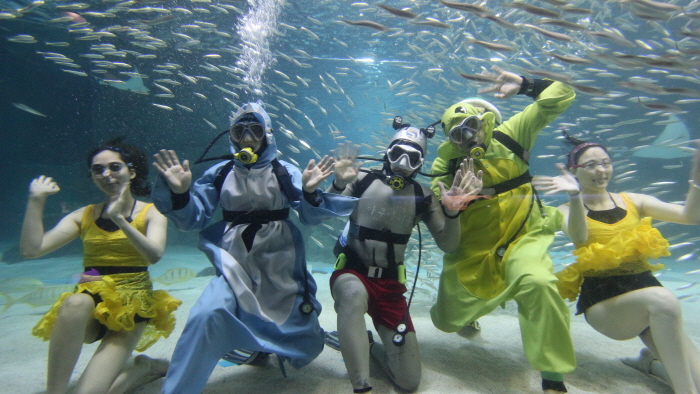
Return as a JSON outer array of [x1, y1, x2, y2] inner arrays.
[[371, 325, 421, 391], [586, 287, 699, 394], [107, 354, 169, 394], [73, 321, 147, 394], [46, 293, 102, 394], [332, 274, 372, 392]]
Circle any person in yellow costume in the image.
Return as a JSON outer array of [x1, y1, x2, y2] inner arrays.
[[430, 65, 576, 393], [533, 132, 700, 393], [20, 138, 181, 394]]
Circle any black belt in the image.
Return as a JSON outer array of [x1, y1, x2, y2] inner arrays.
[[222, 208, 290, 224], [84, 266, 148, 275], [349, 223, 411, 244], [334, 239, 401, 280], [222, 208, 290, 252], [481, 170, 532, 196], [348, 223, 410, 266], [343, 255, 400, 280]]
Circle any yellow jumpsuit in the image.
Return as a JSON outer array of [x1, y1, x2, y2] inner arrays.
[[430, 82, 576, 375]]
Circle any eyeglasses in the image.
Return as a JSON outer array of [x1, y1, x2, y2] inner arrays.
[[448, 116, 481, 145], [571, 160, 613, 171], [230, 122, 265, 142], [91, 162, 128, 176], [387, 144, 423, 170]]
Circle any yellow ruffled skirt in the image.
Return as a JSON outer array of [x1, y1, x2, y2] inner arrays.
[[556, 217, 670, 302], [32, 271, 182, 352]]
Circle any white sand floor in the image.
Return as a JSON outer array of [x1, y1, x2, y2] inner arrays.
[[1, 245, 694, 393]]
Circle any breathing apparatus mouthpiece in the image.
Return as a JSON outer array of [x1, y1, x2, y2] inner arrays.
[[469, 144, 486, 160], [234, 147, 258, 164], [388, 175, 406, 190]]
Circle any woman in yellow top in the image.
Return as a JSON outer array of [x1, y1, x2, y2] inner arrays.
[[20, 139, 181, 394], [533, 132, 700, 393]]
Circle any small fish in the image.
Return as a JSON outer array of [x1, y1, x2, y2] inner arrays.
[[677, 282, 698, 290], [154, 268, 197, 285], [376, 4, 417, 19], [310, 236, 324, 248], [13, 103, 46, 117], [152, 103, 173, 110], [0, 278, 44, 293], [1, 284, 75, 313], [203, 118, 217, 129], [522, 24, 574, 42], [409, 19, 451, 29], [340, 18, 388, 32], [507, 2, 560, 18], [438, 0, 490, 14], [300, 26, 320, 40]]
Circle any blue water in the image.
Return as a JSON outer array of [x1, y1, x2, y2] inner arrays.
[[1, 0, 699, 392]]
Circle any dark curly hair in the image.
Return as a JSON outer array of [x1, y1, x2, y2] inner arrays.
[[87, 137, 151, 197], [562, 128, 608, 169]]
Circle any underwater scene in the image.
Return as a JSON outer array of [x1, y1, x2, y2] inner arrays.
[[1, 0, 700, 393]]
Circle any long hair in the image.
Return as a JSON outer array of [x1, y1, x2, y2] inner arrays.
[[87, 137, 151, 197]]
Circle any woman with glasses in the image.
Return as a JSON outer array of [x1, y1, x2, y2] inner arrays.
[[533, 132, 700, 393], [20, 138, 181, 394], [429, 65, 577, 393]]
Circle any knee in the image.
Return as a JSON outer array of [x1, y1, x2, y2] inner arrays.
[[395, 372, 421, 392], [58, 293, 95, 317], [392, 361, 421, 392], [519, 273, 557, 296], [646, 288, 682, 321], [333, 282, 368, 314]]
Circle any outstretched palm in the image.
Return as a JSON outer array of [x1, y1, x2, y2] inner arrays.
[[532, 163, 580, 195], [153, 149, 192, 194], [439, 158, 484, 211], [332, 140, 362, 186], [302, 155, 335, 193]]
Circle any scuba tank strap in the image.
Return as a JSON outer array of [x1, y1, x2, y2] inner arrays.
[[407, 178, 431, 217], [271, 159, 301, 203], [214, 160, 235, 196], [351, 170, 383, 198], [492, 130, 530, 165], [481, 170, 533, 197]]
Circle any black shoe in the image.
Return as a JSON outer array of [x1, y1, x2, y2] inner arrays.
[[222, 349, 270, 366]]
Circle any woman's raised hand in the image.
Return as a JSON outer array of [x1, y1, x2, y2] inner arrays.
[[29, 175, 60, 200], [532, 163, 581, 196]]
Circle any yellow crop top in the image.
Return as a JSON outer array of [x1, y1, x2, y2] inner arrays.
[[556, 193, 670, 301], [80, 203, 153, 267]]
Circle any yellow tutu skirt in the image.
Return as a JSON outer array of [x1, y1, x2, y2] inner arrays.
[[556, 217, 670, 302], [32, 271, 182, 352]]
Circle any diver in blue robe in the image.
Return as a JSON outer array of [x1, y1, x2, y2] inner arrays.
[[151, 101, 357, 394]]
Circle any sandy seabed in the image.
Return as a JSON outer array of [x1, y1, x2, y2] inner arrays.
[[1, 245, 693, 394]]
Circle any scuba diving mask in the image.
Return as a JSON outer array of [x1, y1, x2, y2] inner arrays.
[[448, 116, 481, 144], [230, 122, 265, 143], [448, 116, 486, 160], [387, 144, 423, 171]]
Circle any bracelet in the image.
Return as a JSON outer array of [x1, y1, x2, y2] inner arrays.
[[689, 179, 700, 190], [331, 180, 346, 192], [441, 204, 462, 219]]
